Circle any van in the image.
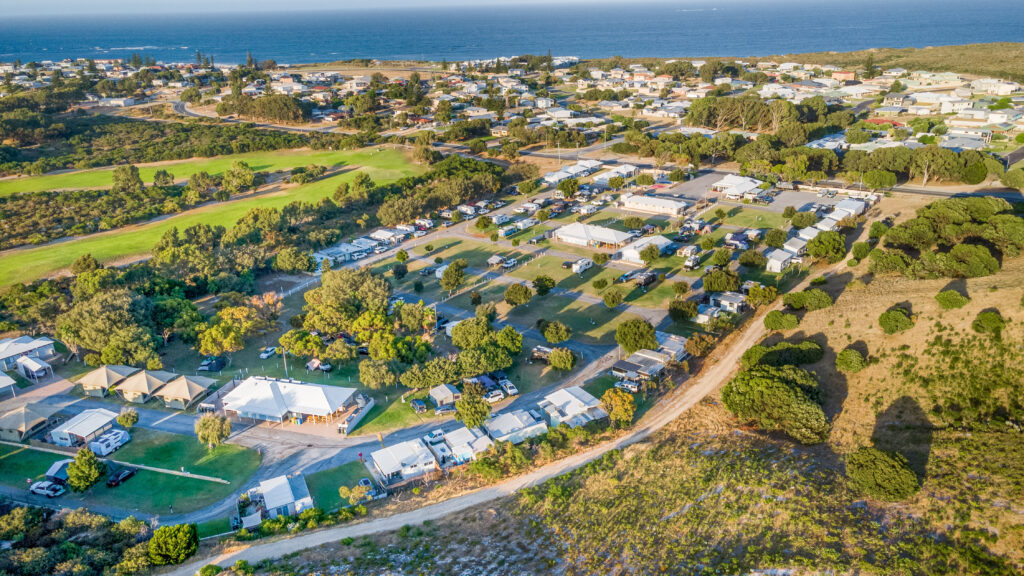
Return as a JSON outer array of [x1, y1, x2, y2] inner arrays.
[[571, 258, 593, 274]]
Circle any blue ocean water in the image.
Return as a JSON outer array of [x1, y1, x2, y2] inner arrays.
[[1, 0, 1022, 65]]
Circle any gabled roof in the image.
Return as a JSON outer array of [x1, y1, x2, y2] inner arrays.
[[555, 222, 633, 245], [55, 408, 117, 438], [0, 336, 54, 361], [371, 439, 437, 476], [222, 377, 356, 418], [118, 370, 178, 396], [157, 375, 216, 402], [260, 474, 311, 510], [540, 386, 602, 418], [79, 365, 140, 390], [0, 403, 61, 434]]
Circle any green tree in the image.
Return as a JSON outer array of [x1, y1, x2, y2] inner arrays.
[[763, 310, 799, 331], [112, 165, 144, 195], [455, 381, 491, 428], [549, 347, 577, 371], [67, 446, 107, 492], [543, 320, 572, 344], [603, 287, 625, 308], [845, 447, 919, 501], [935, 289, 969, 310], [116, 407, 139, 429], [669, 299, 698, 322], [790, 212, 818, 229], [440, 259, 468, 296], [721, 364, 829, 444], [359, 359, 398, 389], [504, 283, 533, 307], [395, 249, 409, 262], [685, 333, 716, 357], [533, 275, 556, 296], [835, 348, 866, 374], [640, 243, 662, 266], [601, 388, 636, 427], [198, 322, 244, 357], [807, 230, 846, 263], [702, 269, 740, 293], [879, 308, 913, 334], [557, 178, 580, 198], [274, 247, 316, 273], [615, 319, 657, 354], [194, 414, 231, 450], [153, 169, 175, 186], [863, 169, 896, 190], [148, 524, 199, 565], [764, 228, 788, 248]]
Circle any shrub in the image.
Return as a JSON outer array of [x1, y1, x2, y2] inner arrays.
[[737, 249, 766, 268], [741, 340, 824, 368], [702, 269, 741, 293], [764, 228, 788, 248], [721, 364, 829, 444], [783, 288, 833, 311], [763, 310, 799, 331], [592, 278, 608, 290], [592, 252, 610, 265], [684, 333, 716, 357], [835, 348, 866, 374], [711, 248, 732, 267], [808, 230, 846, 263], [669, 299, 698, 322], [543, 321, 572, 344], [148, 524, 199, 565], [879, 308, 913, 334], [603, 287, 624, 308], [972, 310, 1005, 340], [790, 212, 818, 229], [852, 241, 871, 261], [935, 289, 969, 310], [868, 221, 889, 240], [673, 281, 690, 296], [615, 319, 657, 354], [845, 447, 919, 501], [199, 566, 224, 576], [782, 206, 797, 219], [549, 347, 577, 370], [503, 283, 533, 307]]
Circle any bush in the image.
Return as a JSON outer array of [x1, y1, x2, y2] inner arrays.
[[763, 310, 799, 331], [148, 524, 199, 565], [808, 230, 846, 263], [935, 289, 969, 310], [669, 299, 698, 322], [790, 212, 818, 229], [504, 283, 533, 307], [972, 310, 1005, 340], [603, 287, 624, 308], [199, 566, 224, 576], [879, 308, 913, 334], [702, 269, 741, 293], [549, 347, 577, 370], [673, 281, 690, 297], [741, 340, 824, 368], [764, 228, 788, 248], [852, 241, 871, 261], [615, 319, 657, 354], [593, 252, 610, 265], [592, 278, 608, 290], [721, 364, 829, 444], [783, 288, 833, 311], [869, 221, 889, 240], [737, 249, 766, 268], [845, 447, 919, 501], [782, 206, 797, 219], [835, 348, 866, 374]]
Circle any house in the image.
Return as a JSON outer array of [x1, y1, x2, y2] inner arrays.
[[612, 352, 666, 381], [832, 198, 868, 219], [538, 386, 608, 428], [79, 365, 139, 397], [16, 356, 52, 381], [50, 408, 118, 447], [155, 375, 216, 409], [554, 222, 633, 249], [709, 291, 747, 313], [710, 174, 763, 200], [117, 370, 178, 404], [428, 383, 461, 407], [371, 439, 439, 484], [620, 193, 688, 216], [0, 336, 56, 371], [815, 217, 840, 232], [766, 248, 794, 273], [694, 304, 722, 326], [484, 409, 548, 444], [797, 226, 822, 241], [620, 235, 673, 265], [445, 426, 494, 464], [259, 474, 314, 519], [221, 376, 362, 426], [783, 237, 808, 255], [592, 164, 639, 186], [0, 403, 62, 442], [655, 331, 689, 361]]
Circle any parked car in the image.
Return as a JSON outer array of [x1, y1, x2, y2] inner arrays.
[[615, 380, 641, 393], [502, 257, 518, 269], [484, 390, 506, 404], [434, 404, 456, 416], [413, 230, 427, 238], [422, 429, 446, 445], [29, 481, 65, 498], [318, 360, 333, 372], [499, 379, 518, 396], [197, 356, 226, 372], [374, 245, 388, 254], [410, 399, 427, 414], [561, 260, 574, 270], [258, 347, 277, 359], [106, 467, 137, 487]]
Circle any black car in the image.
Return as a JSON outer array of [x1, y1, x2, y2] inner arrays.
[[106, 467, 137, 487], [561, 261, 574, 270]]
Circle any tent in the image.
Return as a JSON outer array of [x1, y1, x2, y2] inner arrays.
[[155, 375, 216, 409], [117, 370, 177, 403], [79, 365, 140, 397], [0, 403, 61, 442]]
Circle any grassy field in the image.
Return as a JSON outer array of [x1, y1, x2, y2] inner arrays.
[[0, 148, 413, 196], [114, 428, 261, 480], [499, 292, 644, 345], [709, 206, 787, 229], [305, 461, 371, 512], [196, 517, 233, 539], [0, 148, 422, 287], [0, 444, 65, 486]]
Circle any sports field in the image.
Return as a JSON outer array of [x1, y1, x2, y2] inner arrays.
[[0, 148, 423, 287]]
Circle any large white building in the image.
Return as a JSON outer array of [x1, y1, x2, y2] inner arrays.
[[371, 439, 439, 484], [554, 222, 633, 249], [221, 377, 364, 427], [620, 193, 688, 216], [484, 409, 548, 444], [538, 386, 608, 428], [620, 235, 673, 265]]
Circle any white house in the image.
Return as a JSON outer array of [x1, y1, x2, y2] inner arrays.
[[709, 291, 747, 314], [694, 304, 722, 326], [429, 383, 461, 407], [221, 376, 360, 425], [259, 474, 314, 519], [0, 336, 55, 371], [832, 198, 868, 219], [51, 408, 118, 447], [783, 237, 808, 256], [484, 409, 548, 444], [710, 175, 763, 200], [620, 193, 688, 216], [371, 439, 439, 483], [766, 249, 794, 273], [16, 356, 52, 381], [815, 217, 840, 232], [797, 226, 822, 241], [538, 386, 608, 428], [554, 222, 633, 249], [444, 426, 494, 464], [620, 235, 673, 265]]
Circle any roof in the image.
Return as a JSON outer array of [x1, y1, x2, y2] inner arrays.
[[767, 248, 794, 262], [55, 408, 117, 438], [0, 374, 14, 390], [79, 365, 140, 390], [372, 439, 437, 476], [0, 403, 60, 434], [222, 377, 356, 418], [117, 370, 178, 396], [260, 474, 311, 510], [485, 409, 545, 439], [16, 356, 49, 372], [554, 222, 633, 245], [621, 194, 688, 211], [541, 386, 602, 418], [429, 383, 460, 399], [0, 336, 54, 361], [157, 375, 216, 402], [445, 426, 494, 456]]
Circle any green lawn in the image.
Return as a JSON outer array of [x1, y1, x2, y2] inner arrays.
[[709, 206, 786, 230], [114, 428, 260, 482], [305, 461, 370, 512], [197, 517, 233, 539], [0, 444, 64, 486], [0, 148, 423, 287], [583, 374, 619, 399], [501, 293, 643, 345], [0, 148, 415, 196], [352, 391, 446, 437], [505, 337, 575, 394]]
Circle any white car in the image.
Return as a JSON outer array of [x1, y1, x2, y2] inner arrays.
[[615, 380, 641, 393], [484, 390, 506, 404], [422, 429, 446, 445], [413, 230, 427, 238], [499, 379, 518, 396], [29, 481, 65, 498], [258, 347, 277, 359]]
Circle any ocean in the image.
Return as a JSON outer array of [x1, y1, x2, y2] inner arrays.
[[1, 0, 1023, 65]]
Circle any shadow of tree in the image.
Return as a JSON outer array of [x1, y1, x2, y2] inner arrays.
[[871, 395, 933, 480]]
